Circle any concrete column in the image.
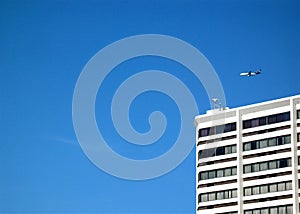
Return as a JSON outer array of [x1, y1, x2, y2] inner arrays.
[[237, 110, 243, 214], [290, 98, 299, 214]]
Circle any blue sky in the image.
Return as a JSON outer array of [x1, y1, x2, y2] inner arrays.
[[1, 0, 299, 213]]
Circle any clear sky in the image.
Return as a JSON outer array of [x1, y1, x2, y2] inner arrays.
[[1, 0, 299, 213]]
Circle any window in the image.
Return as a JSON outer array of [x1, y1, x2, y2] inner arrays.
[[232, 145, 237, 153], [209, 171, 216, 179], [243, 135, 291, 151], [199, 122, 236, 137], [216, 125, 224, 134], [269, 183, 277, 192], [278, 158, 291, 168], [259, 139, 268, 148], [278, 206, 286, 214], [232, 167, 237, 175], [252, 186, 259, 195], [202, 149, 211, 158], [199, 167, 237, 180], [199, 144, 237, 159], [223, 190, 229, 199], [201, 194, 208, 202], [199, 128, 209, 137], [268, 115, 277, 124], [217, 191, 224, 200], [243, 112, 290, 129], [244, 165, 251, 173], [245, 205, 293, 214], [225, 168, 231, 176], [232, 189, 237, 197], [282, 112, 290, 121], [251, 141, 257, 150], [225, 146, 232, 154], [244, 181, 293, 196], [251, 118, 259, 128], [224, 190, 234, 199], [297, 110, 300, 119], [260, 162, 268, 171], [198, 148, 215, 159], [244, 187, 251, 196], [269, 138, 277, 147], [286, 181, 292, 190], [287, 205, 293, 214], [200, 172, 208, 180], [243, 120, 251, 129], [278, 182, 285, 191], [244, 158, 291, 174], [216, 147, 225, 156], [284, 135, 291, 144], [259, 117, 267, 125], [260, 185, 268, 194], [276, 113, 284, 122], [279, 159, 288, 168], [252, 163, 260, 172], [209, 192, 215, 201], [268, 160, 277, 169], [253, 210, 260, 214], [200, 189, 237, 202], [278, 136, 283, 145], [260, 208, 268, 214], [217, 169, 224, 177], [224, 123, 236, 132], [270, 207, 278, 214], [244, 142, 251, 151]]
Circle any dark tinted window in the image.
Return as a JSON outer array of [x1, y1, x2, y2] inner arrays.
[[198, 145, 236, 159], [278, 136, 283, 145], [243, 112, 290, 129], [282, 112, 290, 121], [268, 115, 277, 124], [259, 117, 266, 125], [199, 122, 236, 137], [279, 159, 288, 168], [243, 120, 251, 129], [199, 128, 209, 137], [216, 147, 225, 156], [198, 148, 215, 159], [251, 142, 257, 150], [224, 123, 236, 132]]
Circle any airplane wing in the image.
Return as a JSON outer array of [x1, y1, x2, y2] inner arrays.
[[240, 72, 249, 76]]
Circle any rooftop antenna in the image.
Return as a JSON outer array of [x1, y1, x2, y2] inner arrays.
[[212, 98, 221, 110]]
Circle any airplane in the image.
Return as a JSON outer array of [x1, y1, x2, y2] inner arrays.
[[240, 69, 262, 77]]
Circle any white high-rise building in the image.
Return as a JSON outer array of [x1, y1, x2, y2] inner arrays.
[[194, 95, 300, 214]]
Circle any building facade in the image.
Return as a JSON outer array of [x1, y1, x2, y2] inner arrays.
[[194, 95, 300, 214]]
